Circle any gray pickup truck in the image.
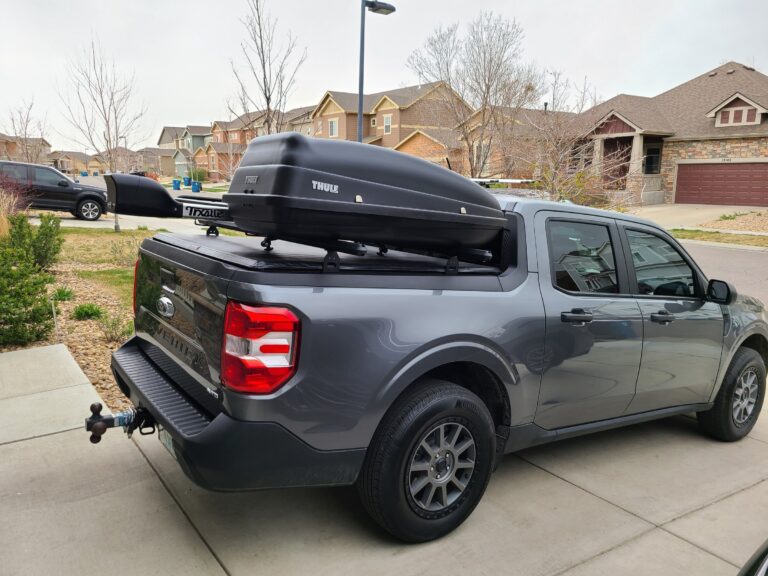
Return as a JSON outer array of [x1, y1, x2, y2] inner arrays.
[[90, 195, 767, 542], [87, 135, 766, 542]]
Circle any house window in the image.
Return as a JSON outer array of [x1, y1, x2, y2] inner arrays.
[[370, 117, 377, 127], [209, 154, 216, 170], [306, 127, 311, 135], [231, 132, 240, 142], [716, 105, 761, 127], [328, 118, 338, 138], [644, 147, 661, 175], [383, 114, 392, 135]]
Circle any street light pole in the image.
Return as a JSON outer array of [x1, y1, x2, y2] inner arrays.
[[357, 1, 396, 143]]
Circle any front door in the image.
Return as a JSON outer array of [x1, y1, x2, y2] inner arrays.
[[620, 225, 724, 412], [534, 213, 643, 429]]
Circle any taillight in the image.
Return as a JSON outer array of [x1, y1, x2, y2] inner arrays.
[[133, 259, 140, 315], [221, 301, 300, 394]]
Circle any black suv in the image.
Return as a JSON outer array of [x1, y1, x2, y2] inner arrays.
[[0, 160, 108, 220]]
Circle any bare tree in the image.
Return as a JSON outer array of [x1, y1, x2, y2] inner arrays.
[[231, 0, 306, 135], [6, 99, 48, 164], [60, 39, 145, 229], [516, 72, 638, 209], [408, 12, 542, 178]]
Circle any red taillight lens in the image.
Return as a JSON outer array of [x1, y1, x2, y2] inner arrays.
[[133, 259, 140, 315], [221, 301, 300, 394]]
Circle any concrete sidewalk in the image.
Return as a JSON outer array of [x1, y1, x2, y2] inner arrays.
[[2, 345, 768, 575]]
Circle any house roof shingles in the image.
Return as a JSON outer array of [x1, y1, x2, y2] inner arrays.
[[318, 81, 443, 115], [582, 62, 768, 140]]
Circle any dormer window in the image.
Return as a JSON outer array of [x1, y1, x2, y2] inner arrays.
[[710, 94, 765, 127]]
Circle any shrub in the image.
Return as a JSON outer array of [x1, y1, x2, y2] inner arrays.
[[136, 225, 148, 231], [146, 172, 160, 181], [72, 303, 104, 320], [0, 176, 27, 238], [109, 238, 141, 267], [0, 246, 54, 345], [190, 168, 207, 182], [53, 286, 74, 301], [5, 213, 63, 271], [98, 313, 134, 342]]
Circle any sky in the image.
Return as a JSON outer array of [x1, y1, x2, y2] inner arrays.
[[2, 0, 767, 151]]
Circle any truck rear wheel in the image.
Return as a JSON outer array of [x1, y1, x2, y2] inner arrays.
[[357, 380, 496, 542], [698, 347, 765, 441]]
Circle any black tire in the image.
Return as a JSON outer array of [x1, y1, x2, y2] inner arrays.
[[357, 380, 496, 542], [76, 199, 102, 221], [698, 347, 765, 441]]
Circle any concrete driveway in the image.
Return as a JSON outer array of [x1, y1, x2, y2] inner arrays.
[[633, 203, 766, 229], [2, 244, 768, 575]]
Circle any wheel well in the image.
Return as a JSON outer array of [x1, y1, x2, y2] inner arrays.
[[741, 334, 768, 368], [418, 361, 511, 429]]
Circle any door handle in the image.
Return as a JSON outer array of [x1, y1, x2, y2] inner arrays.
[[561, 308, 593, 325], [650, 310, 675, 324]]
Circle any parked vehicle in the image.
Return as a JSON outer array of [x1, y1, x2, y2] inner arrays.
[[0, 160, 108, 220], [86, 135, 766, 542], [740, 538, 768, 576]]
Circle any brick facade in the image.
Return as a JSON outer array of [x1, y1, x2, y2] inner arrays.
[[660, 137, 768, 202]]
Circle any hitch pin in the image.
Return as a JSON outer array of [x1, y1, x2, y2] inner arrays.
[[84, 402, 155, 444]]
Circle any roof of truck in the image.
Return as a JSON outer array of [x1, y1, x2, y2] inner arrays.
[[493, 194, 662, 230]]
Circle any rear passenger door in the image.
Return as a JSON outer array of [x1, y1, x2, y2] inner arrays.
[[31, 166, 68, 208], [534, 212, 643, 429], [619, 224, 724, 412]]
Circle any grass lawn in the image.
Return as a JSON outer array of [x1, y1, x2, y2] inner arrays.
[[61, 227, 155, 265], [671, 228, 768, 248], [77, 268, 134, 308]]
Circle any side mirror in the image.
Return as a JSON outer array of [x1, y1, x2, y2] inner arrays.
[[707, 279, 737, 305], [58, 180, 69, 187]]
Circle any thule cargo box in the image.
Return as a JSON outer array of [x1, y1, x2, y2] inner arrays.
[[224, 133, 505, 253]]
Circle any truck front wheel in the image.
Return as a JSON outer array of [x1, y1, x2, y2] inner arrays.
[[357, 380, 496, 542], [698, 347, 765, 441]]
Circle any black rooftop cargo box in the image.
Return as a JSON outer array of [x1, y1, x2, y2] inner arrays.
[[224, 133, 505, 253]]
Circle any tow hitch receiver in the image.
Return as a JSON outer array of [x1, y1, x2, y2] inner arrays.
[[85, 402, 156, 444]]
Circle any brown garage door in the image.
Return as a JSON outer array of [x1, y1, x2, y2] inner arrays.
[[676, 162, 768, 205]]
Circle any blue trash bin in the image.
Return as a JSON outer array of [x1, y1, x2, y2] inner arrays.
[[183, 177, 192, 187], [92, 171, 99, 176], [191, 181, 201, 193], [80, 171, 88, 177], [172, 179, 181, 191]]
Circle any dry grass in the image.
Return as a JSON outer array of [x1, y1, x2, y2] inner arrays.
[[671, 228, 768, 248]]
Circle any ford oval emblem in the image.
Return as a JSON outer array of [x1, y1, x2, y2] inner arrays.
[[156, 296, 175, 318]]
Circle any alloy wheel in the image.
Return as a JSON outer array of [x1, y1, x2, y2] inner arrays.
[[80, 201, 100, 220], [407, 421, 476, 512], [733, 367, 760, 426]]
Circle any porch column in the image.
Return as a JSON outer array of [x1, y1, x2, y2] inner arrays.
[[629, 133, 644, 175], [592, 137, 604, 173]]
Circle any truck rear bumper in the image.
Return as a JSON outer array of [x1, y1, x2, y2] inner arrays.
[[111, 338, 365, 491]]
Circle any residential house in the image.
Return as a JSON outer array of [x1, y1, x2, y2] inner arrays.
[[202, 142, 246, 182], [179, 126, 211, 153], [157, 127, 185, 150], [135, 147, 175, 176], [0, 132, 51, 163], [48, 151, 91, 174], [578, 61, 768, 205], [284, 105, 316, 136], [172, 148, 193, 178], [310, 81, 464, 148]]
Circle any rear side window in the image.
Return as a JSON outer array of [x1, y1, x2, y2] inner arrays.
[[0, 164, 27, 181], [625, 229, 696, 297], [548, 221, 618, 294], [33, 167, 61, 185]]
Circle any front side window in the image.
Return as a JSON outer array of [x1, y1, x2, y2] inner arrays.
[[384, 114, 392, 135], [34, 167, 62, 185], [328, 118, 338, 138], [626, 229, 695, 297], [548, 221, 618, 294]]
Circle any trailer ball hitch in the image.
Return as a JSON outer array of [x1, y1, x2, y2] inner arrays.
[[85, 402, 156, 444]]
